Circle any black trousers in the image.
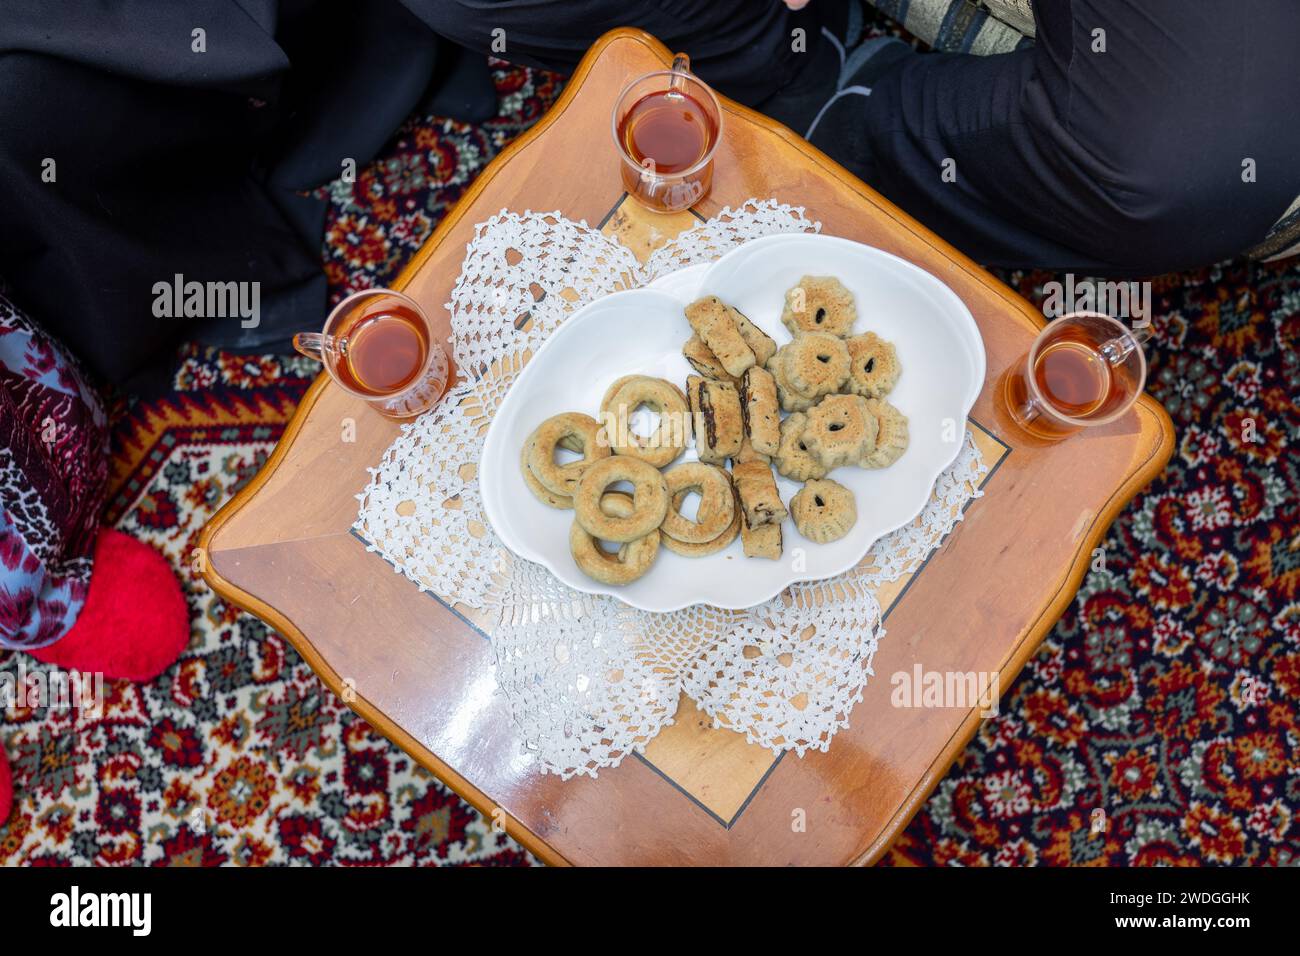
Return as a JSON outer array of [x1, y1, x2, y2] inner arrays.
[[0, 0, 835, 387], [811, 0, 1300, 275], [398, 0, 841, 109]]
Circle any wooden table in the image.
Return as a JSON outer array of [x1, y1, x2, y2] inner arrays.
[[200, 28, 1174, 866]]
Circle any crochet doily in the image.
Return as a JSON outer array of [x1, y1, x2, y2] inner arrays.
[[355, 200, 989, 778]]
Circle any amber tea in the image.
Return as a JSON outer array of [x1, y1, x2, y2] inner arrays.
[[293, 289, 449, 420], [1002, 312, 1147, 441], [612, 55, 721, 213], [336, 305, 428, 396]]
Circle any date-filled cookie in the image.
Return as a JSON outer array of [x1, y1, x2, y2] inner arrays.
[[740, 519, 783, 560], [686, 374, 743, 465], [845, 332, 901, 398], [790, 478, 857, 543], [682, 335, 739, 385], [860, 399, 910, 469], [774, 412, 828, 481], [732, 460, 788, 529], [685, 296, 755, 378], [801, 394, 878, 468], [732, 434, 770, 465], [739, 366, 781, 457], [780, 276, 857, 337], [781, 332, 850, 398], [728, 306, 777, 366]]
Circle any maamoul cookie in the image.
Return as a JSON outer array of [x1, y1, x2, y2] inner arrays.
[[569, 492, 660, 585], [524, 412, 611, 497], [740, 519, 783, 560], [685, 296, 755, 378], [860, 399, 910, 469], [661, 490, 741, 557], [781, 332, 850, 398], [845, 332, 901, 398], [660, 462, 735, 544], [521, 443, 572, 509], [801, 394, 878, 468], [599, 375, 689, 468], [731, 460, 788, 529], [780, 276, 857, 337], [774, 412, 828, 481], [790, 478, 857, 543], [728, 307, 777, 366], [573, 456, 669, 543], [739, 366, 781, 458], [682, 335, 739, 385], [686, 374, 743, 465], [768, 349, 818, 413]]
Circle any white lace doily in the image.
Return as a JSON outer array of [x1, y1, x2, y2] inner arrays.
[[355, 200, 989, 778]]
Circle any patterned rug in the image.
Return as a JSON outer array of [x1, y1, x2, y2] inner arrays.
[[3, 53, 1298, 865]]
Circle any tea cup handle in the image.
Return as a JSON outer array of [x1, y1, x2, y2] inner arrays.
[[293, 331, 334, 364], [1013, 391, 1043, 425], [1098, 323, 1152, 366], [669, 53, 690, 91]]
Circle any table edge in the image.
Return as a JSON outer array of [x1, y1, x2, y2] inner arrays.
[[199, 27, 1179, 867], [853, 397, 1175, 865]]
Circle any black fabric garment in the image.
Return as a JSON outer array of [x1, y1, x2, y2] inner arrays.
[[809, 0, 1300, 275], [398, 0, 844, 110], [0, 0, 452, 387]]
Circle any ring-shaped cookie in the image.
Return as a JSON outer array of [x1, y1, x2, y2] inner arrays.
[[660, 462, 735, 543], [599, 375, 690, 468], [568, 492, 660, 585], [525, 412, 611, 497], [521, 443, 572, 508], [573, 456, 669, 543], [660, 490, 741, 557], [782, 332, 850, 397]]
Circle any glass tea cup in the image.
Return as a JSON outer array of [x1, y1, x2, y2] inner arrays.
[[1000, 311, 1149, 441], [612, 53, 722, 213], [293, 288, 449, 420]]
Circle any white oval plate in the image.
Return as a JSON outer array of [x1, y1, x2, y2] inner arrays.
[[479, 233, 984, 612]]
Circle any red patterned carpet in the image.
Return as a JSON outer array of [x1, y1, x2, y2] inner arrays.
[[2, 57, 1297, 866]]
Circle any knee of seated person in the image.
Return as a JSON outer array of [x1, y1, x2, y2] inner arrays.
[[1086, 147, 1272, 272]]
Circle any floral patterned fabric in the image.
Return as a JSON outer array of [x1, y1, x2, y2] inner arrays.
[[0, 291, 109, 649], [886, 262, 1300, 866], [0, 61, 558, 865], [3, 50, 1297, 865]]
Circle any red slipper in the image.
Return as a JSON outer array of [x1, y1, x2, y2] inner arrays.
[[29, 528, 190, 682], [0, 746, 11, 824]]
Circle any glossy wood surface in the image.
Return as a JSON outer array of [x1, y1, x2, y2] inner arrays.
[[200, 29, 1174, 866]]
